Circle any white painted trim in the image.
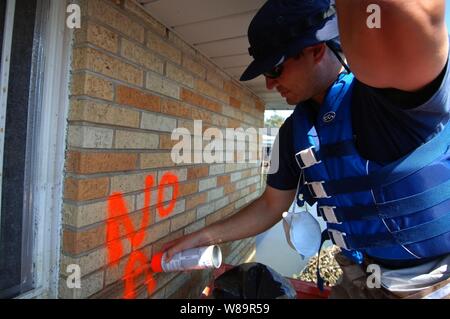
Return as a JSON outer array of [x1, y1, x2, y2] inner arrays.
[[0, 0, 16, 239], [16, 0, 72, 299]]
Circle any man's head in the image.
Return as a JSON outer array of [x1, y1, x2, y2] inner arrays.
[[240, 0, 342, 105]]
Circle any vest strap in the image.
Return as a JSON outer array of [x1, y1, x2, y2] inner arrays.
[[319, 178, 450, 223], [315, 125, 450, 196], [329, 211, 450, 250]]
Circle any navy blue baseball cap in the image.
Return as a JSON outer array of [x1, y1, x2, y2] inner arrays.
[[240, 0, 340, 81]]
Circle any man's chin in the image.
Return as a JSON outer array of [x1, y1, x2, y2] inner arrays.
[[285, 97, 301, 105]]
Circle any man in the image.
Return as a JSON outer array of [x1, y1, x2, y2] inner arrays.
[[163, 0, 450, 298]]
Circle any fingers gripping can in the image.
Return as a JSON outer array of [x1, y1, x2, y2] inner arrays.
[[151, 246, 222, 273]]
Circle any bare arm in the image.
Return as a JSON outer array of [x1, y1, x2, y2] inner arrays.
[[162, 186, 296, 259], [336, 0, 448, 91]]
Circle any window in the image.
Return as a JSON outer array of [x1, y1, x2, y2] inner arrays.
[[0, 0, 70, 298]]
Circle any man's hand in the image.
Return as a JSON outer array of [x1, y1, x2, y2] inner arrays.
[[336, 0, 448, 91], [160, 186, 297, 261]]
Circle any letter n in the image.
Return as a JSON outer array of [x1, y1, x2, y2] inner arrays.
[[106, 176, 154, 265]]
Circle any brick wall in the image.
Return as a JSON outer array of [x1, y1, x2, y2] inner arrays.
[[59, 0, 265, 299]]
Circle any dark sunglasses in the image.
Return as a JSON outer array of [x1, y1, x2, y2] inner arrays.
[[263, 64, 284, 79]]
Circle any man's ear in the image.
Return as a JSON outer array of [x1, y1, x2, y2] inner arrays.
[[304, 43, 327, 64]]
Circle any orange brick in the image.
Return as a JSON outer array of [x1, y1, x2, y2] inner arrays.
[[66, 151, 137, 174], [161, 100, 192, 118], [63, 225, 106, 255], [181, 89, 221, 113], [186, 193, 207, 210], [224, 183, 236, 195], [159, 134, 178, 150], [242, 170, 252, 178], [255, 99, 265, 111], [64, 177, 109, 201], [228, 119, 241, 129], [229, 97, 241, 109], [217, 175, 230, 186], [116, 85, 160, 112], [178, 181, 198, 197], [187, 166, 209, 179]]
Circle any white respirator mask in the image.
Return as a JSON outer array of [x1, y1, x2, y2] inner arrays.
[[282, 205, 322, 260]]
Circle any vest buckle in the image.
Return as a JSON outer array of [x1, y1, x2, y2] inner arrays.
[[295, 147, 321, 169], [319, 206, 341, 224], [328, 229, 349, 250], [306, 181, 330, 199]]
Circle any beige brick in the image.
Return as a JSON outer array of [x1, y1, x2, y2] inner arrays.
[[136, 220, 171, 249], [161, 100, 192, 119], [182, 56, 206, 79], [210, 113, 228, 127], [59, 270, 104, 299], [69, 99, 140, 128], [63, 195, 134, 228], [115, 130, 159, 149], [146, 72, 180, 99], [141, 112, 177, 133], [206, 69, 224, 89], [68, 125, 114, 149], [60, 248, 106, 278], [71, 73, 114, 101], [177, 119, 194, 132], [207, 187, 224, 202], [195, 79, 228, 103], [147, 33, 181, 64], [124, 0, 166, 37], [209, 164, 225, 175], [76, 20, 119, 53], [121, 39, 164, 74], [104, 255, 128, 287], [184, 219, 206, 235], [157, 168, 187, 183], [198, 177, 217, 192], [197, 203, 215, 219], [74, 47, 143, 87], [88, 0, 144, 43], [170, 210, 196, 232], [63, 224, 106, 255], [140, 153, 175, 169], [166, 63, 194, 88], [155, 199, 186, 223], [168, 31, 197, 58], [186, 192, 207, 211], [111, 172, 157, 194]]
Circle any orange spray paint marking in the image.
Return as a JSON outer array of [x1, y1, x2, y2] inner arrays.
[[123, 251, 155, 299], [157, 172, 179, 218], [106, 173, 179, 298], [106, 176, 154, 266]]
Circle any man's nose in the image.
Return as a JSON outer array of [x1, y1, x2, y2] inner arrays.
[[265, 77, 277, 90]]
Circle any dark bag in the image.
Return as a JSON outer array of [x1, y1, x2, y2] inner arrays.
[[212, 263, 297, 299]]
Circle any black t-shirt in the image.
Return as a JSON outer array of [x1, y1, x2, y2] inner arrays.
[[267, 59, 450, 191]]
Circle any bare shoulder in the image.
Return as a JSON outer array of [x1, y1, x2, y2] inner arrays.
[[336, 0, 448, 91]]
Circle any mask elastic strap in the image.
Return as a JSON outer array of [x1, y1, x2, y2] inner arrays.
[[326, 41, 351, 74]]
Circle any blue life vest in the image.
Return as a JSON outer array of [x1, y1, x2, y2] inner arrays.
[[293, 72, 450, 264]]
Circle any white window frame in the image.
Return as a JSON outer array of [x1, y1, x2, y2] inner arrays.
[[15, 0, 72, 299]]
